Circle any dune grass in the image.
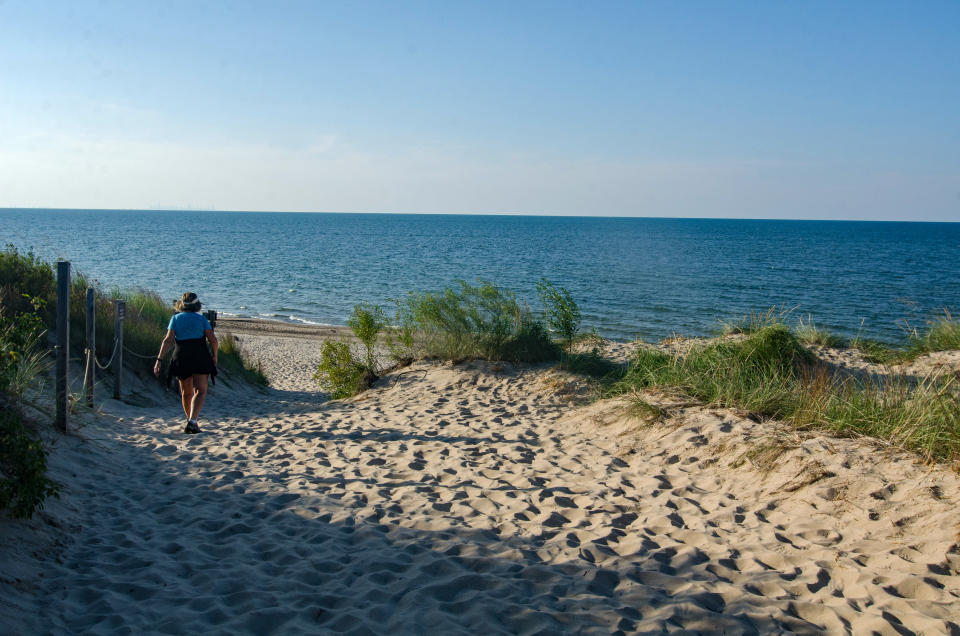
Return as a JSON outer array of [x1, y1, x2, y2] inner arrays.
[[906, 310, 960, 357], [719, 306, 795, 335], [795, 316, 846, 348], [610, 324, 959, 462], [849, 338, 901, 364], [613, 325, 811, 419], [216, 330, 268, 386], [847, 311, 960, 364]]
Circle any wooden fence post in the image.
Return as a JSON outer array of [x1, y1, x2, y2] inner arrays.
[[113, 299, 125, 400], [85, 287, 95, 407], [55, 261, 70, 433]]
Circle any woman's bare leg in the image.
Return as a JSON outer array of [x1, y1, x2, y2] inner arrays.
[[178, 377, 194, 420], [189, 374, 208, 421]]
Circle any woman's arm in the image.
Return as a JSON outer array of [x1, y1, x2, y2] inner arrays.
[[154, 330, 175, 377], [205, 329, 218, 366]]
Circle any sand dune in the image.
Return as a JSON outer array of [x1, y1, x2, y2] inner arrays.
[[1, 324, 958, 634]]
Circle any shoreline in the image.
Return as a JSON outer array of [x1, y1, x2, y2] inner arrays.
[[218, 317, 352, 340]]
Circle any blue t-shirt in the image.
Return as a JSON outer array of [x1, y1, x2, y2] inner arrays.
[[168, 312, 212, 340]]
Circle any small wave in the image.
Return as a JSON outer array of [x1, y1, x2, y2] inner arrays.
[[253, 312, 340, 327], [287, 315, 338, 327]]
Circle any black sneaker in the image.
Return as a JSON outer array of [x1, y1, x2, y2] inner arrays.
[[184, 420, 200, 434]]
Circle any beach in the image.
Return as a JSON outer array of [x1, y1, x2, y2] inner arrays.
[[2, 319, 959, 634]]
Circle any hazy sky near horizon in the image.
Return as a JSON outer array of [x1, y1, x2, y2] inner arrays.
[[1, 1, 958, 220]]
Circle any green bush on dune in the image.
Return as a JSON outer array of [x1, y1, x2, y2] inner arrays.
[[536, 278, 582, 350], [316, 281, 564, 399], [314, 304, 386, 398], [0, 408, 60, 520], [0, 248, 59, 519], [396, 280, 560, 363], [348, 303, 388, 371], [0, 245, 55, 322], [313, 340, 372, 399]]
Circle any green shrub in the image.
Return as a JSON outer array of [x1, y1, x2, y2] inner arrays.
[[313, 340, 370, 399], [0, 408, 60, 519], [536, 278, 582, 349], [348, 303, 387, 371], [398, 280, 559, 363], [0, 291, 58, 519], [0, 297, 49, 398], [0, 245, 56, 324]]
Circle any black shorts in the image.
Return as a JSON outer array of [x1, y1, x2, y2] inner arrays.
[[169, 338, 217, 381]]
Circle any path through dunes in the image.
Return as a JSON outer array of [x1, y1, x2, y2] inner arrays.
[[3, 360, 959, 634]]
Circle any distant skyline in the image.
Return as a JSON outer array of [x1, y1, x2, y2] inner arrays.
[[1, 1, 958, 221]]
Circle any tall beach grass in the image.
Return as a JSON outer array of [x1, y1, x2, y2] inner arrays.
[[611, 323, 959, 462]]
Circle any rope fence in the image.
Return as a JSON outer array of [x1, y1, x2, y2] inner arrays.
[[92, 338, 120, 370], [57, 276, 217, 429], [123, 346, 161, 360]]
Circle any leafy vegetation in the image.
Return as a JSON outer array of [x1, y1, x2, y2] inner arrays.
[[0, 245, 55, 322], [314, 304, 388, 398], [0, 298, 49, 398], [395, 280, 559, 363], [536, 278, 582, 349], [313, 340, 372, 399], [317, 283, 567, 398], [348, 303, 388, 371], [1, 245, 265, 384], [0, 408, 60, 519], [0, 250, 59, 519]]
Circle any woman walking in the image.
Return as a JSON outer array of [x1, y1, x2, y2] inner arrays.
[[154, 292, 218, 434]]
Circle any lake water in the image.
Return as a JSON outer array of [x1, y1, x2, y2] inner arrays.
[[2, 209, 957, 343]]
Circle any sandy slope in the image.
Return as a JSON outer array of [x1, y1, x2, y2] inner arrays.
[[1, 324, 958, 634]]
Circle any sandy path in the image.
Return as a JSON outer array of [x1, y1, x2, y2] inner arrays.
[[2, 327, 959, 634]]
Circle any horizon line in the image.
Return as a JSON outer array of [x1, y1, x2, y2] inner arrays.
[[0, 206, 955, 224]]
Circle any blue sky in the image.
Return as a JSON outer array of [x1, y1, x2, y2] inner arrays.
[[1, 1, 957, 220]]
